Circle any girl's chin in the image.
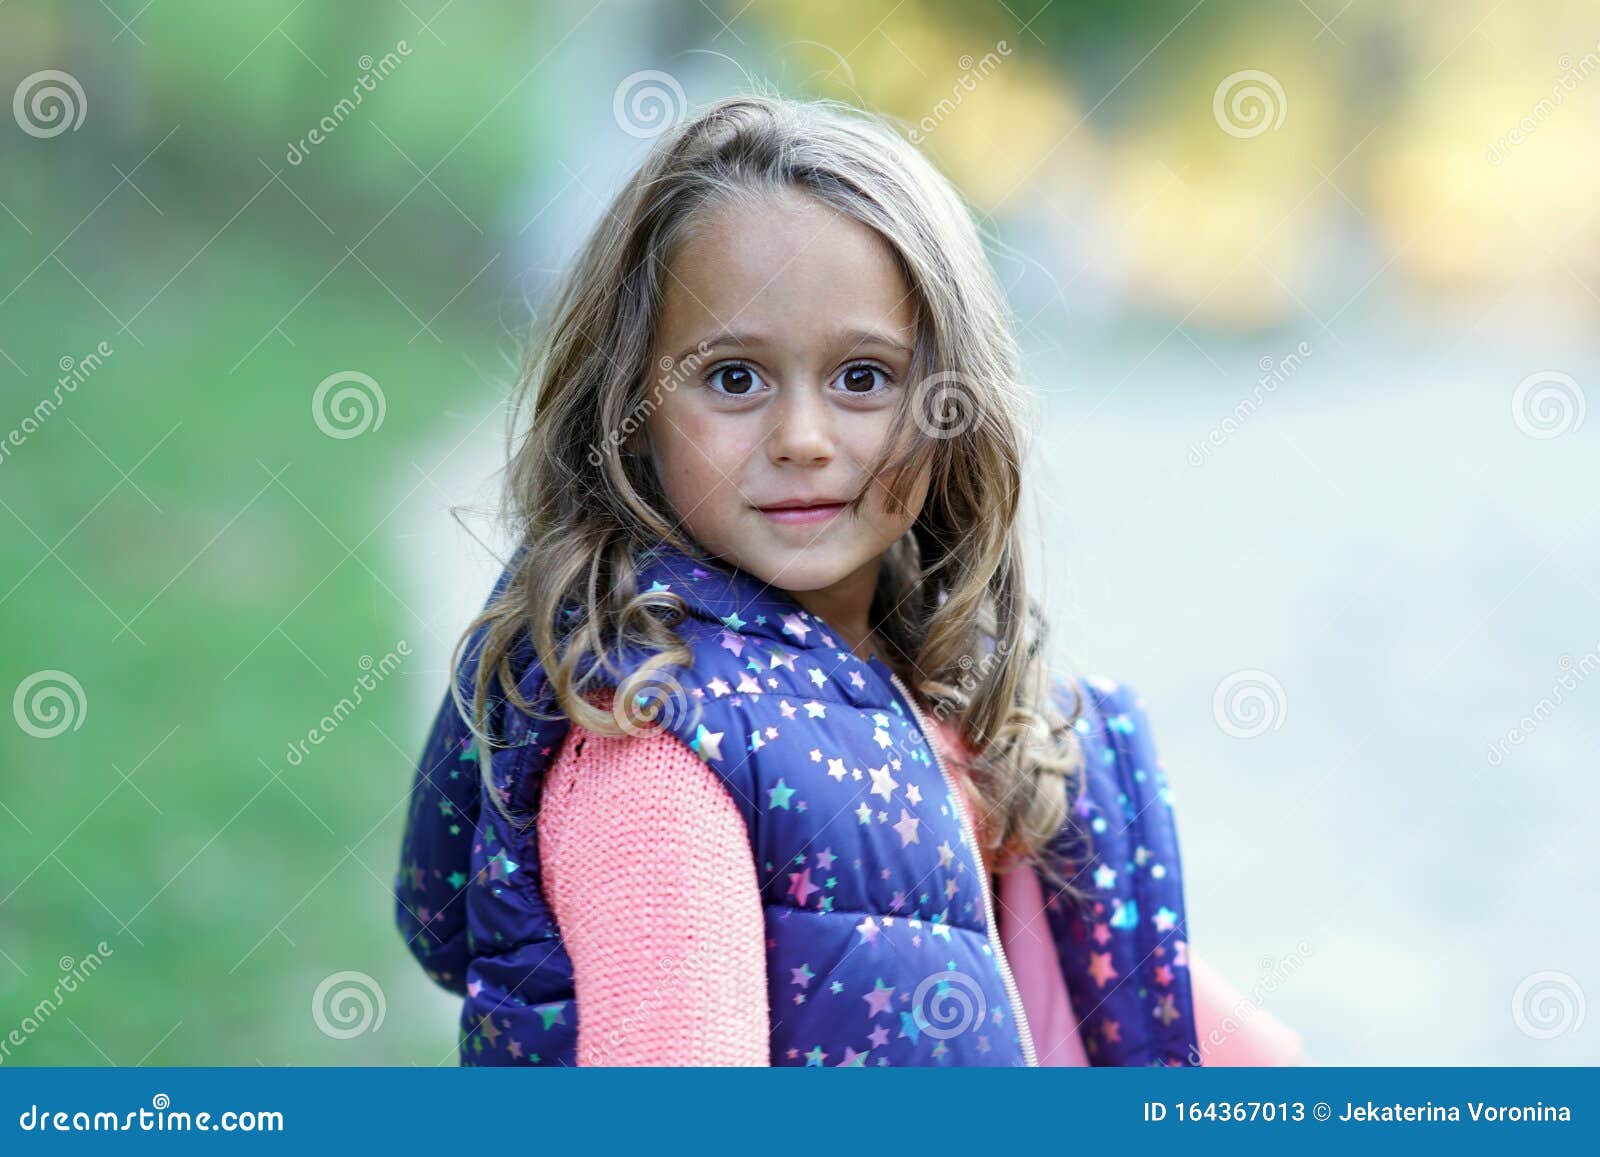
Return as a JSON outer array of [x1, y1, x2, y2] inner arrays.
[[738, 549, 873, 596]]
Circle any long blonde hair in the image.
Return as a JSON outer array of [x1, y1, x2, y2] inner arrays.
[[457, 89, 1088, 896]]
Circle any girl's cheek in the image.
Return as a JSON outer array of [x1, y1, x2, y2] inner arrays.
[[688, 408, 762, 470], [725, 433, 762, 467], [847, 426, 898, 493], [669, 404, 754, 456]]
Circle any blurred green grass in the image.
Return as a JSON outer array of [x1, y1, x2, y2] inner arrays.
[[0, 112, 521, 1062]]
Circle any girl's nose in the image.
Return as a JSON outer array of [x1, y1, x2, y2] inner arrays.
[[767, 385, 835, 466]]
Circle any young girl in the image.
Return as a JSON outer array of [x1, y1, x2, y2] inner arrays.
[[395, 92, 1305, 1068]]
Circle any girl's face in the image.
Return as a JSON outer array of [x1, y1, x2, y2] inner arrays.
[[642, 189, 930, 600]]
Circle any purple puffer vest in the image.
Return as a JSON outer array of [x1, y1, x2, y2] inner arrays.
[[394, 541, 1198, 1066]]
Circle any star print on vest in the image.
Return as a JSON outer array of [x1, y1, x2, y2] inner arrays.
[[395, 539, 1198, 1066]]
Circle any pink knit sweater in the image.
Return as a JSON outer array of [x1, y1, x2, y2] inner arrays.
[[539, 704, 1304, 1066]]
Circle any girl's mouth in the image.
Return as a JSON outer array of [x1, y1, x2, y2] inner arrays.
[[755, 500, 849, 526]]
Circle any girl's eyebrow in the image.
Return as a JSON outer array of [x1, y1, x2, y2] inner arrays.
[[676, 327, 913, 363]]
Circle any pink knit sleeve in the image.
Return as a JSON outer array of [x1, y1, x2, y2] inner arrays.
[[537, 718, 770, 1066]]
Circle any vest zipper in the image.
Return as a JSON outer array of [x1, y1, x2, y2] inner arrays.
[[888, 671, 1039, 1067]]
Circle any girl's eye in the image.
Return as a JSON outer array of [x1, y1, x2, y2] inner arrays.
[[706, 363, 766, 396], [703, 362, 893, 396], [833, 363, 892, 395]]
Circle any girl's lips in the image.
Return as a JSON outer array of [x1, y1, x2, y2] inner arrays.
[[757, 502, 848, 526]]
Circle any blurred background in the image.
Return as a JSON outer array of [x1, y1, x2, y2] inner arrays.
[[1, 0, 1596, 1066]]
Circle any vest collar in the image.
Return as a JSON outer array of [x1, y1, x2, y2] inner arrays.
[[633, 540, 904, 697], [636, 541, 849, 654]]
